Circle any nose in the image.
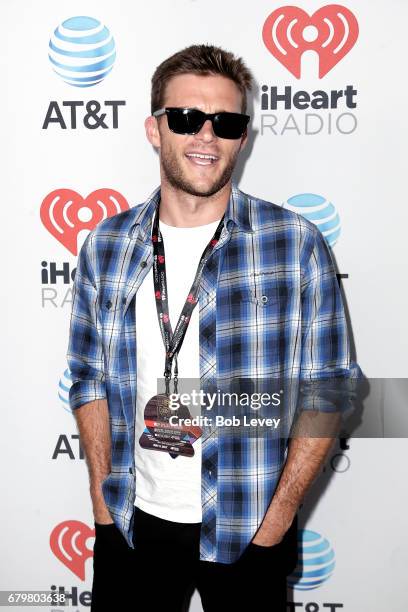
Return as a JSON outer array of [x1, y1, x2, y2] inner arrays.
[[196, 118, 216, 142]]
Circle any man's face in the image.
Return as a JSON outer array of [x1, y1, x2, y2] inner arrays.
[[147, 73, 248, 198]]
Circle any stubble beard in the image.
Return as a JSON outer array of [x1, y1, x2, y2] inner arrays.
[[160, 141, 240, 198]]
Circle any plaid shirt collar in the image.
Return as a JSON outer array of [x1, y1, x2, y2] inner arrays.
[[127, 182, 254, 242]]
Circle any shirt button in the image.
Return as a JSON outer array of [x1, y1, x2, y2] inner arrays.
[[261, 295, 268, 304], [209, 470, 212, 478], [140, 261, 147, 268]]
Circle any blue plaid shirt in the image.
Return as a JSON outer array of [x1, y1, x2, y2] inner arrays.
[[67, 184, 357, 563]]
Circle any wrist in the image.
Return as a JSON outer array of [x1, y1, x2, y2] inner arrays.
[[266, 498, 298, 526], [89, 483, 111, 520], [93, 512, 114, 525]]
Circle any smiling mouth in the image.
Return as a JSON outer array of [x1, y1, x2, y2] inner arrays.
[[185, 152, 219, 166]]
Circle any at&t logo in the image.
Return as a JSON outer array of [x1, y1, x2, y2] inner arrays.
[[44, 16, 126, 129], [59, 368, 73, 413], [288, 529, 335, 590], [287, 530, 343, 611], [48, 16, 116, 87], [283, 193, 341, 248]]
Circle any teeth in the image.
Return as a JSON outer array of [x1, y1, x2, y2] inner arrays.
[[186, 153, 218, 160]]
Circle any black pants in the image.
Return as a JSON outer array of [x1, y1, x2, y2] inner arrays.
[[91, 506, 297, 612]]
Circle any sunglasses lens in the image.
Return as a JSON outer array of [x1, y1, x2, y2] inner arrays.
[[213, 113, 249, 139], [164, 108, 249, 139], [166, 109, 204, 134]]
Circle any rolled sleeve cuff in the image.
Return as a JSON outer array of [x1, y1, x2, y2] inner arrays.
[[69, 380, 107, 411], [299, 363, 362, 414]]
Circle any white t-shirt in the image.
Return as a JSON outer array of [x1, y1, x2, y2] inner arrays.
[[134, 217, 221, 523]]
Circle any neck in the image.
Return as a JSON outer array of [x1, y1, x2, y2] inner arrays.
[[158, 178, 231, 227]]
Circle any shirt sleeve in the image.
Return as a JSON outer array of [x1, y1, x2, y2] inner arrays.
[[66, 232, 107, 410], [299, 225, 361, 412]]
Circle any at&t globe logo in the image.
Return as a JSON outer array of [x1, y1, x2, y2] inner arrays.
[[48, 16, 116, 87], [288, 529, 336, 590], [283, 193, 341, 247], [59, 368, 72, 413]]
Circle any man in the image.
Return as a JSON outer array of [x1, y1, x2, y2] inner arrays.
[[67, 44, 357, 611]]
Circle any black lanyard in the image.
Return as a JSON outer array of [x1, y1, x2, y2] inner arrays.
[[151, 201, 225, 394]]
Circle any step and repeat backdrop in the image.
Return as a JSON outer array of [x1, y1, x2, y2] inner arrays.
[[2, 1, 407, 611]]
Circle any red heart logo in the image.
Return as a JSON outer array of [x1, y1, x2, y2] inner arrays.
[[262, 4, 359, 78], [40, 188, 130, 255], [50, 520, 94, 581]]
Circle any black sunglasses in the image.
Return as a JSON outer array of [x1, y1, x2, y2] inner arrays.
[[153, 107, 250, 140]]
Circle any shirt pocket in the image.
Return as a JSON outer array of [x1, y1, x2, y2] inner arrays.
[[218, 282, 294, 379], [233, 284, 291, 307], [229, 282, 293, 317]]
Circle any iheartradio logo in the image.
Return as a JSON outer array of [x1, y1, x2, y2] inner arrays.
[[40, 188, 130, 255], [262, 4, 359, 78], [50, 520, 94, 580]]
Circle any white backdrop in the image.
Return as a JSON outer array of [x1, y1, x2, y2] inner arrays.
[[2, 1, 408, 610]]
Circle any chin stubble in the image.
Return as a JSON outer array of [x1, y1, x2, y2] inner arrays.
[[160, 143, 240, 198]]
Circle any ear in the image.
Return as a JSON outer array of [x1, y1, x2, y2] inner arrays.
[[145, 115, 161, 148], [239, 129, 248, 152]]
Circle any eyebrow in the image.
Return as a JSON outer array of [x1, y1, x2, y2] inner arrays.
[[172, 106, 233, 113]]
